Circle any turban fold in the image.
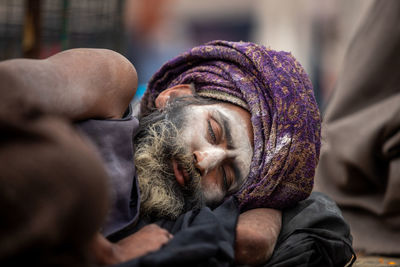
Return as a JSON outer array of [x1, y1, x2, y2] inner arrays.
[[141, 40, 321, 211]]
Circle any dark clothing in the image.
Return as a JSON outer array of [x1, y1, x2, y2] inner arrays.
[[77, 113, 141, 237], [118, 198, 239, 267], [315, 0, 400, 254], [265, 192, 355, 267], [113, 192, 354, 267]]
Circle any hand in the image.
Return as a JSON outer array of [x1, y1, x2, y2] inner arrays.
[[116, 224, 173, 261], [91, 224, 173, 265]]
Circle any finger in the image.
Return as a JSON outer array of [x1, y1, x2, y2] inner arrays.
[[146, 224, 161, 230], [161, 231, 173, 242]]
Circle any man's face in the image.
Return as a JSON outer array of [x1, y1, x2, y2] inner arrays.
[[178, 103, 254, 206], [134, 97, 253, 220]]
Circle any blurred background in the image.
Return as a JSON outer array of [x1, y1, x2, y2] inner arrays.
[[0, 0, 373, 110]]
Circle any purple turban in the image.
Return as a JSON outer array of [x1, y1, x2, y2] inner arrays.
[[141, 40, 321, 211]]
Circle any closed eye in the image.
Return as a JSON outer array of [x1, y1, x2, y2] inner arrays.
[[207, 120, 217, 144]]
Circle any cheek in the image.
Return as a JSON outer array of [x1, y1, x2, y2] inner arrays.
[[181, 124, 207, 151], [239, 149, 253, 174], [201, 169, 221, 189]]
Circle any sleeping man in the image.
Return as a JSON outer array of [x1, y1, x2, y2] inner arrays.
[[0, 41, 352, 266]]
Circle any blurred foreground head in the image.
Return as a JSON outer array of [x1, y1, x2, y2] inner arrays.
[[0, 106, 109, 266]]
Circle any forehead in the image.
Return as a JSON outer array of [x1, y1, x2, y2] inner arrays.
[[184, 102, 254, 147]]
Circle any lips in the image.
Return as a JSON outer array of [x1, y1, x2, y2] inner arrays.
[[172, 159, 189, 187]]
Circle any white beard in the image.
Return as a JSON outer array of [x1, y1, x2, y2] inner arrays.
[[134, 118, 203, 220]]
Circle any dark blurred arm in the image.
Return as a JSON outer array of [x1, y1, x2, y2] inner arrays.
[[235, 208, 282, 266], [0, 48, 137, 121]]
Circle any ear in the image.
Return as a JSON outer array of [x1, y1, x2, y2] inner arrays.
[[154, 84, 194, 109]]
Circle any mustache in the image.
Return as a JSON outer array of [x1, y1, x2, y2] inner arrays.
[[173, 151, 203, 211], [174, 151, 201, 186]]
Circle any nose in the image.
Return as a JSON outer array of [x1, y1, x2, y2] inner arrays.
[[193, 147, 226, 176]]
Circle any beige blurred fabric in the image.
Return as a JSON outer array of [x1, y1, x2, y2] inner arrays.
[[314, 0, 400, 255]]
